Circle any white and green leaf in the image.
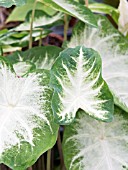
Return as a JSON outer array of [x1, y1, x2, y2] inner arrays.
[[63, 108, 128, 170], [0, 29, 51, 48], [50, 46, 114, 124], [7, 46, 62, 70], [1, 46, 22, 53], [118, 0, 128, 36], [68, 15, 128, 113], [14, 12, 63, 31], [0, 59, 58, 170], [0, 0, 26, 7], [38, 0, 98, 27]]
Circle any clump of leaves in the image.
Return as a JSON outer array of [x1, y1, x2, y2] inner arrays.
[[0, 0, 128, 169], [68, 15, 128, 113]]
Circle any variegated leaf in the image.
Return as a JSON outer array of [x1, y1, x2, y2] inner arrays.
[[7, 46, 62, 70], [63, 108, 128, 170], [0, 29, 51, 48], [14, 12, 63, 31], [0, 0, 26, 7], [38, 0, 97, 27], [50, 46, 113, 124], [68, 15, 128, 113], [118, 0, 128, 36], [0, 59, 58, 169]]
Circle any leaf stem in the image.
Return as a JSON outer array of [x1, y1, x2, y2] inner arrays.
[[39, 28, 43, 46], [29, 0, 37, 49], [47, 149, 51, 170], [42, 155, 46, 170], [85, 0, 88, 7], [37, 154, 45, 170], [57, 128, 66, 170], [64, 14, 69, 41]]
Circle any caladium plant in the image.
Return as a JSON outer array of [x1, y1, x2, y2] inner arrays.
[[63, 108, 128, 170], [7, 45, 114, 125], [1, 0, 128, 169], [50, 46, 114, 124], [0, 57, 58, 169], [68, 15, 128, 113]]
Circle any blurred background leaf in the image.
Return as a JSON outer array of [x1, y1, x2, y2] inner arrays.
[[6, 0, 56, 22], [0, 0, 26, 8]]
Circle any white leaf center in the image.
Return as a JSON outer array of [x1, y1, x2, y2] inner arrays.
[[0, 65, 50, 154]]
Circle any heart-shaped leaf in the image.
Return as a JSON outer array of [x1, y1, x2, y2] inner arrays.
[[0, 58, 58, 169], [68, 15, 128, 113], [50, 46, 114, 124], [63, 108, 128, 170], [38, 0, 98, 27]]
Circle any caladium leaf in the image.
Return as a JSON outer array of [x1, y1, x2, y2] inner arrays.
[[0, 0, 26, 8], [7, 46, 62, 70], [118, 0, 128, 36], [0, 59, 58, 169], [14, 12, 63, 31], [50, 46, 114, 124], [68, 15, 128, 113], [63, 108, 128, 170], [0, 29, 51, 48], [38, 0, 98, 27]]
